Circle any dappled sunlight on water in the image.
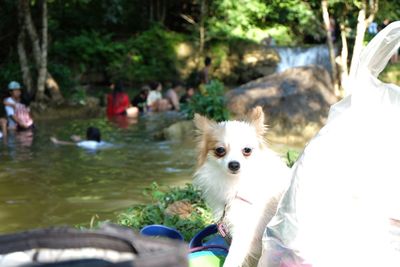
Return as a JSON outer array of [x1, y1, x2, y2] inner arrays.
[[0, 112, 196, 233]]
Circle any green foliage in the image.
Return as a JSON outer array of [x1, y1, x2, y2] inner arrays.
[[206, 0, 323, 44], [263, 25, 296, 46], [208, 0, 268, 39], [263, 1, 324, 43], [184, 80, 230, 122], [48, 63, 78, 94], [379, 62, 400, 85], [209, 43, 230, 68], [375, 0, 400, 23], [51, 31, 125, 73], [0, 62, 22, 92], [117, 182, 212, 241], [51, 26, 183, 86], [286, 149, 300, 168], [69, 87, 88, 105], [108, 25, 182, 83]]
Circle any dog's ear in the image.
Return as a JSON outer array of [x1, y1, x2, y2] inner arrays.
[[193, 114, 218, 166], [193, 113, 216, 133], [247, 106, 266, 135]]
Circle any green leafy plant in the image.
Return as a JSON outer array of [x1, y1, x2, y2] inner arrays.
[[117, 182, 212, 241], [286, 149, 300, 168], [70, 86, 87, 105], [184, 80, 230, 122]]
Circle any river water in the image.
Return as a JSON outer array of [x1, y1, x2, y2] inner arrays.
[[0, 113, 196, 233]]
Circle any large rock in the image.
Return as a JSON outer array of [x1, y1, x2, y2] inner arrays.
[[226, 66, 339, 145], [162, 120, 195, 141]]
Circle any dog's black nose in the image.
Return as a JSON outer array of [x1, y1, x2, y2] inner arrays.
[[228, 161, 240, 172]]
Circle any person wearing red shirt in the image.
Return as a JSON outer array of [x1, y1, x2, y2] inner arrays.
[[106, 81, 138, 117]]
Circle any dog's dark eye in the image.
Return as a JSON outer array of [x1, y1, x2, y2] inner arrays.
[[242, 147, 252, 156], [214, 147, 226, 157]]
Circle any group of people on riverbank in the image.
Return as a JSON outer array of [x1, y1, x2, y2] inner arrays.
[[107, 81, 183, 117], [105, 57, 212, 119], [105, 80, 195, 118]]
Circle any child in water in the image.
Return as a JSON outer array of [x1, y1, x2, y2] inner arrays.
[[51, 127, 108, 150]]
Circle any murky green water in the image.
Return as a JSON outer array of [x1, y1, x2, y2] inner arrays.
[[0, 113, 196, 233]]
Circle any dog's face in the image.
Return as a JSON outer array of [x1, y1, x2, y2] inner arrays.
[[194, 106, 267, 175]]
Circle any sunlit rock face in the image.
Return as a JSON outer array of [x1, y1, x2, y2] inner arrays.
[[226, 66, 338, 145], [213, 44, 279, 84], [175, 41, 279, 85]]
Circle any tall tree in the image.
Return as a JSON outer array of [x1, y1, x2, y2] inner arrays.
[[348, 0, 379, 81], [36, 0, 48, 101], [17, 0, 33, 95], [179, 0, 209, 58], [17, 0, 63, 103], [199, 0, 206, 54], [323, 0, 379, 96], [149, 0, 167, 23], [322, 0, 339, 95]]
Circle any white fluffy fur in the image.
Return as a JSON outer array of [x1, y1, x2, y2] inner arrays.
[[194, 112, 291, 267]]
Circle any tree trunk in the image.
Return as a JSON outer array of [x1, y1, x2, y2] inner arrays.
[[21, 0, 63, 103], [149, 0, 154, 22], [21, 0, 41, 66], [199, 0, 206, 55], [349, 8, 366, 81], [321, 0, 339, 95], [337, 0, 378, 96], [17, 30, 33, 95], [36, 0, 47, 102], [339, 22, 349, 95], [156, 0, 160, 21], [160, 0, 166, 23], [349, 0, 379, 80], [17, 0, 33, 95]]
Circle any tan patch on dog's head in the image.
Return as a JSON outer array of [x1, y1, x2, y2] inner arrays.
[[246, 106, 267, 147], [193, 114, 221, 166]]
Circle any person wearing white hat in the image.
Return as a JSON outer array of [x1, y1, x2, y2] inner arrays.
[[4, 81, 33, 130]]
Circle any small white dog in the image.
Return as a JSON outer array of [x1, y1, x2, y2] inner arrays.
[[193, 106, 291, 267]]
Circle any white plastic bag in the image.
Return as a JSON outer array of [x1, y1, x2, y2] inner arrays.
[[259, 21, 400, 267]]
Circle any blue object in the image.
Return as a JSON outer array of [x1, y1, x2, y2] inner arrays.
[[139, 224, 184, 241], [189, 224, 228, 250], [8, 81, 21, 90], [189, 224, 229, 254], [368, 22, 378, 34], [189, 224, 229, 267]]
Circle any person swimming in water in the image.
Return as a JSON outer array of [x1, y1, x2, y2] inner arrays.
[[51, 127, 109, 150]]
